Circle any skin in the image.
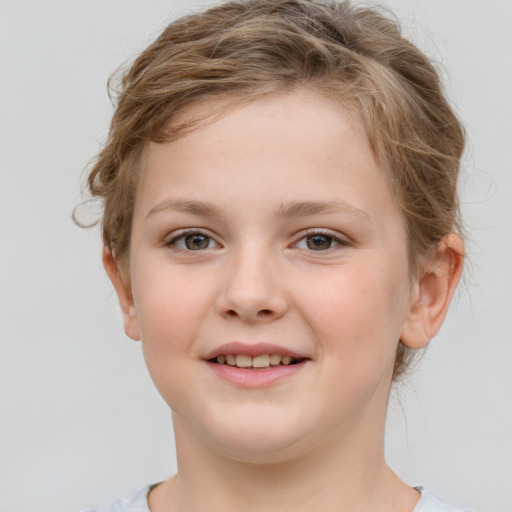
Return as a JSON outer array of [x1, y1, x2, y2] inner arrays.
[[104, 90, 463, 512]]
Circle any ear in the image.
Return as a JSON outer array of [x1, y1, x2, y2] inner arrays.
[[102, 247, 141, 341], [400, 234, 464, 349]]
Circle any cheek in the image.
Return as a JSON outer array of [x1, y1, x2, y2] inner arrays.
[[131, 266, 217, 410], [297, 260, 410, 362], [294, 264, 411, 419], [132, 263, 214, 360]]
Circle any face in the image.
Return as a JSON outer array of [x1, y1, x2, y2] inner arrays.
[[115, 91, 421, 462]]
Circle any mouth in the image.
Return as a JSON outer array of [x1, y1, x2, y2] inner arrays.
[[203, 342, 310, 386], [209, 353, 306, 369]]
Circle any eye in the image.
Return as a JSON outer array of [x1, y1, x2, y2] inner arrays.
[[295, 231, 346, 251], [168, 230, 219, 251]]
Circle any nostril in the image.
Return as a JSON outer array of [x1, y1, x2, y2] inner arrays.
[[258, 309, 273, 316]]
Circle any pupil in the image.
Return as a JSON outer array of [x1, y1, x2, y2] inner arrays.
[[185, 234, 209, 250], [307, 235, 331, 250]]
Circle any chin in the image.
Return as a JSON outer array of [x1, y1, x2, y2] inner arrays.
[[200, 409, 316, 463], [216, 437, 310, 465]]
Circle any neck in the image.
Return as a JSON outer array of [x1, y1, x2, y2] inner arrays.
[[149, 410, 419, 512]]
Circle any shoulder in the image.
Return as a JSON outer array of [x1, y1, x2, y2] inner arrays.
[[83, 486, 151, 512], [414, 487, 474, 512]]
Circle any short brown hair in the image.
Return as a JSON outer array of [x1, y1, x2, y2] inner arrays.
[[79, 0, 465, 379]]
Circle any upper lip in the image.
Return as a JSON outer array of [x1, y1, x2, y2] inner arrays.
[[203, 342, 309, 360]]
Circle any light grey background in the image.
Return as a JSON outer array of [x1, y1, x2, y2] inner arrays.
[[0, 1, 510, 511]]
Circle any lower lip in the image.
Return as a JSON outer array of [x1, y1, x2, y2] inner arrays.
[[206, 360, 308, 388]]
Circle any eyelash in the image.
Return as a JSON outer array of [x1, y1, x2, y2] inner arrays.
[[294, 229, 349, 252], [166, 229, 220, 252], [165, 228, 349, 252]]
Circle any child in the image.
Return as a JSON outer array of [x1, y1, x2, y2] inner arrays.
[[82, 1, 471, 510]]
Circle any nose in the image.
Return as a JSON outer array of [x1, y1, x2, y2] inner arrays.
[[216, 245, 288, 323]]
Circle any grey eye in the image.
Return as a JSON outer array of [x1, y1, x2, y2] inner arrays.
[[295, 231, 346, 252], [169, 231, 218, 251], [183, 233, 212, 250], [305, 234, 334, 250]]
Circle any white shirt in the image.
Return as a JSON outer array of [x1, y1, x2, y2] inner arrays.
[[86, 485, 473, 511]]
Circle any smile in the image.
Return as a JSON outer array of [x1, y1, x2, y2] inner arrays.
[[204, 342, 310, 387], [212, 353, 303, 368]]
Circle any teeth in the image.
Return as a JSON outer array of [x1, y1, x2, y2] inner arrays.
[[215, 353, 298, 368], [235, 354, 252, 367], [269, 353, 281, 365], [252, 354, 270, 368]]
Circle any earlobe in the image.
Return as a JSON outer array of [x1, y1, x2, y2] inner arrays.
[[400, 234, 464, 349], [102, 247, 141, 341]]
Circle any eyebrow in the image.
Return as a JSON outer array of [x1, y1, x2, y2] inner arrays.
[[147, 199, 222, 218], [146, 199, 373, 222], [275, 200, 373, 222]]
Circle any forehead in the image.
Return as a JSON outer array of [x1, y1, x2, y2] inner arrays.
[[135, 90, 399, 225]]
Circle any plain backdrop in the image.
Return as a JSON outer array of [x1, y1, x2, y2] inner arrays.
[[1, 1, 511, 511]]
